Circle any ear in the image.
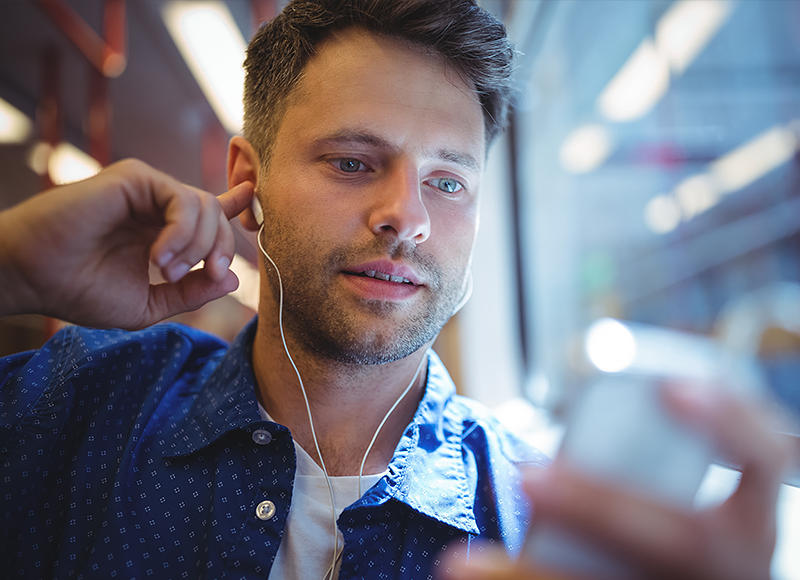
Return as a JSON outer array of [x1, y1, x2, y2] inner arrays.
[[228, 136, 261, 231]]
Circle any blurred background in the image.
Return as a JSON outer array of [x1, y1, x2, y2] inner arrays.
[[0, 0, 799, 577]]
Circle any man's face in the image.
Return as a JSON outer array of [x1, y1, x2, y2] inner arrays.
[[257, 28, 485, 365]]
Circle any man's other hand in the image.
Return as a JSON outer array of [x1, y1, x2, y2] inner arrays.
[[438, 384, 792, 580], [0, 159, 255, 329]]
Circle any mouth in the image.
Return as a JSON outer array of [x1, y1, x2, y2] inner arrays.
[[340, 261, 425, 302], [350, 270, 416, 285], [342, 260, 424, 287]]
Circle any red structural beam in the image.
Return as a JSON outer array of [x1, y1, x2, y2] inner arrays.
[[36, 0, 127, 78]]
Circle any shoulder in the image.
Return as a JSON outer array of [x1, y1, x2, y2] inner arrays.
[[1, 322, 230, 407], [61, 321, 227, 352], [46, 322, 228, 370], [0, 323, 232, 466], [448, 393, 551, 468]]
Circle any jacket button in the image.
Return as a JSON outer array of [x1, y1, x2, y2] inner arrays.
[[252, 429, 272, 445], [256, 500, 276, 521]]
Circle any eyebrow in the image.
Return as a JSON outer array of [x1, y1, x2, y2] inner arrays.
[[317, 129, 481, 173]]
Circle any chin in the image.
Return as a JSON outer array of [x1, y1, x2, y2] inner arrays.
[[306, 325, 440, 366]]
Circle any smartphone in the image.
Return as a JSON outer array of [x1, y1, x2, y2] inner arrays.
[[520, 319, 764, 578]]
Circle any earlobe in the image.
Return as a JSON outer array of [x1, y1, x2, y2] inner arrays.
[[227, 136, 261, 231]]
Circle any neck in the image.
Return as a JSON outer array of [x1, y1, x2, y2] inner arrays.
[[251, 313, 429, 476]]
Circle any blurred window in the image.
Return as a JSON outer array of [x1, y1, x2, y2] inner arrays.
[[514, 0, 800, 429]]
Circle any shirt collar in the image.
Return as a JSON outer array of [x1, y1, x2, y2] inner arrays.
[[163, 321, 484, 535], [361, 351, 482, 535], [163, 317, 264, 458]]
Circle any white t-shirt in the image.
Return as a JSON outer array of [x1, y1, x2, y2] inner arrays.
[[259, 405, 386, 580]]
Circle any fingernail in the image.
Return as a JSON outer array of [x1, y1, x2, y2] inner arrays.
[[217, 256, 231, 271], [168, 262, 190, 281], [158, 251, 174, 267]]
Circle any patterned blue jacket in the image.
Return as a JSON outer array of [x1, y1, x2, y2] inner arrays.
[[0, 318, 548, 579]]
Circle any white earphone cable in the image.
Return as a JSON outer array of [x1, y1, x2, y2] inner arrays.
[[358, 353, 427, 497], [258, 224, 340, 577], [256, 222, 430, 580]]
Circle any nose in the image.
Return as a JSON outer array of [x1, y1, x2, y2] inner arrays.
[[368, 166, 431, 244]]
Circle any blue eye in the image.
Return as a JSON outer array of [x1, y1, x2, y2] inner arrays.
[[337, 158, 363, 173], [429, 177, 462, 194]]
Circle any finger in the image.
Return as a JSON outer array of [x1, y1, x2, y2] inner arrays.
[[166, 191, 223, 281], [437, 543, 581, 580], [142, 269, 239, 327], [205, 182, 256, 280], [661, 384, 791, 518], [523, 466, 701, 572], [195, 184, 254, 282], [204, 209, 237, 282], [153, 182, 255, 282], [110, 160, 202, 271], [149, 188, 202, 279], [436, 544, 511, 580], [217, 180, 255, 220]]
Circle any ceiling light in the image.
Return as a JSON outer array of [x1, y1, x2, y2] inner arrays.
[[0, 97, 33, 143], [644, 193, 681, 234], [163, 2, 246, 134], [597, 39, 670, 122], [48, 142, 102, 185], [656, 0, 732, 75], [598, 1, 731, 124], [710, 125, 798, 194], [644, 121, 798, 232], [559, 124, 613, 174], [27, 142, 52, 175], [674, 173, 719, 219], [585, 318, 636, 373]]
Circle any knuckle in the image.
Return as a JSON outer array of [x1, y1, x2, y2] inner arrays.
[[116, 158, 147, 175]]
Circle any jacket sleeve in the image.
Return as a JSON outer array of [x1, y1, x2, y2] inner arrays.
[[0, 327, 78, 459], [0, 327, 79, 548]]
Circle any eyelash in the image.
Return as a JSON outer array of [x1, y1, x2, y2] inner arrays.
[[426, 177, 464, 195], [330, 158, 368, 173], [327, 158, 467, 196]]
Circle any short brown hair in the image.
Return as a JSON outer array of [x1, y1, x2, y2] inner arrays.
[[243, 0, 515, 167]]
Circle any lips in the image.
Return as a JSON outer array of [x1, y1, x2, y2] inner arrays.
[[356, 270, 414, 284], [344, 261, 422, 286], [341, 261, 423, 302]]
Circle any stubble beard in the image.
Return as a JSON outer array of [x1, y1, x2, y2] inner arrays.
[[261, 215, 467, 366]]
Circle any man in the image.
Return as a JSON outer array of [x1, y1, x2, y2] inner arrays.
[[0, 1, 789, 579], [2, 2, 544, 578]]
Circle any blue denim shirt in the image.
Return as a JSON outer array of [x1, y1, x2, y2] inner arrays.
[[1, 318, 548, 579]]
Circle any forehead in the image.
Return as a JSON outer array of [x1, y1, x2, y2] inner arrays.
[[274, 28, 486, 167]]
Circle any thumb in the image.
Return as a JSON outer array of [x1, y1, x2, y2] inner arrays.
[[218, 181, 255, 220], [141, 269, 240, 328]]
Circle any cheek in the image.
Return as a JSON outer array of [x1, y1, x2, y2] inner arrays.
[[269, 173, 365, 233], [429, 204, 479, 258]]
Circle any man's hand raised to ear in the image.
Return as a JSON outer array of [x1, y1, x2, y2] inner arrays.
[[0, 159, 255, 330]]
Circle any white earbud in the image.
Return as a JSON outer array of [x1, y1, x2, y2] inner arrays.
[[252, 196, 264, 226]]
